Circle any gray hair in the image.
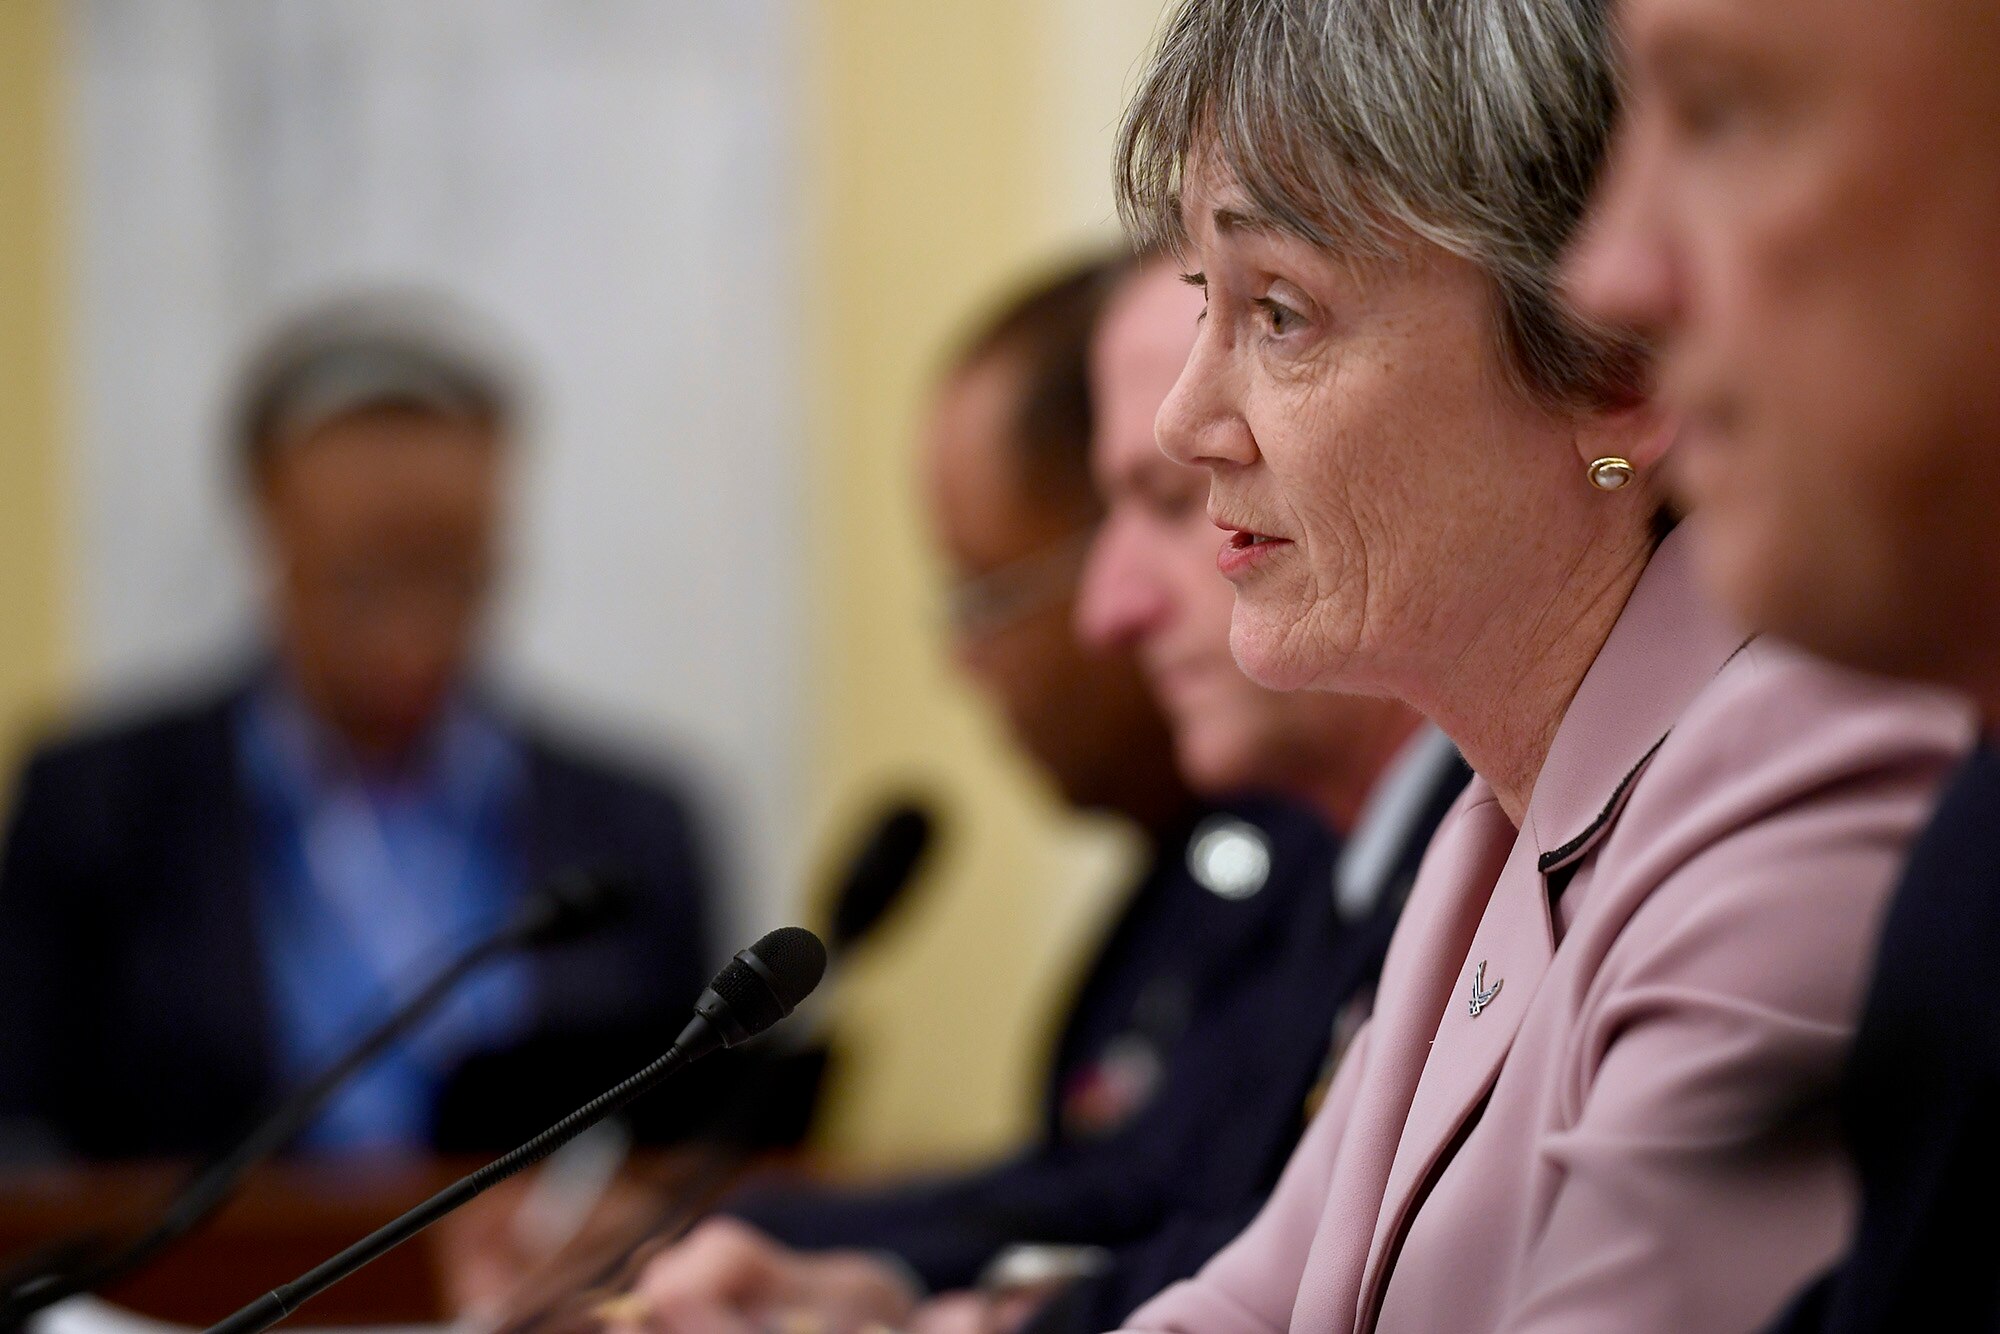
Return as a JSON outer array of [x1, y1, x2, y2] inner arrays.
[[1115, 0, 1642, 409], [234, 289, 523, 477]]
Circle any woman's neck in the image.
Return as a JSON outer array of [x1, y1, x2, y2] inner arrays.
[[1295, 705, 1426, 833], [1409, 533, 1655, 828]]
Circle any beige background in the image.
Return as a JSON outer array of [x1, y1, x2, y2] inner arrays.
[[0, 0, 70, 794]]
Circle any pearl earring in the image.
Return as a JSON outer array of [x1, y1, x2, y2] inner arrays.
[[1587, 456, 1635, 491]]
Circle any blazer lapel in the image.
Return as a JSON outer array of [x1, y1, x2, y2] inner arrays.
[[1292, 787, 1515, 1332], [1358, 829, 1555, 1318]]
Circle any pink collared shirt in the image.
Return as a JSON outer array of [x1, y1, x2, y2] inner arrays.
[[1123, 530, 1973, 1334]]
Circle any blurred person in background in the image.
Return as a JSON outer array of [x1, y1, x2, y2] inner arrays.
[[1079, 0, 1973, 1330], [1571, 1, 2000, 1328], [600, 255, 1460, 1334], [0, 295, 714, 1162]]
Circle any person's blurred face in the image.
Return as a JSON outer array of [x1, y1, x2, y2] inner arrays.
[[255, 406, 502, 764], [1160, 155, 1641, 700], [1078, 261, 1408, 800], [1571, 0, 2000, 697], [925, 352, 1180, 819]]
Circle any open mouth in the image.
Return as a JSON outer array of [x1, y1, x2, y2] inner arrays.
[[1216, 524, 1291, 576], [1227, 529, 1283, 550]]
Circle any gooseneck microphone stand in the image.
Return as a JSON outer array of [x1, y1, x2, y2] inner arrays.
[[0, 870, 633, 1331], [202, 927, 827, 1334], [208, 1041, 699, 1334]]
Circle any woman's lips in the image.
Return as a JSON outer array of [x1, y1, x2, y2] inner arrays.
[[1217, 527, 1291, 577]]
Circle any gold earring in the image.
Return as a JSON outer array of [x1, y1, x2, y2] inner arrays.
[[1587, 456, 1635, 492]]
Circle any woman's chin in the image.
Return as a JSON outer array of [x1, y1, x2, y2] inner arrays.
[[1228, 614, 1319, 694]]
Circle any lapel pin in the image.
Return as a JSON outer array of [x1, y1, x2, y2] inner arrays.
[[1468, 960, 1503, 1017]]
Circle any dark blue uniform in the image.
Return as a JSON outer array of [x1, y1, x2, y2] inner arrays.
[[729, 737, 1470, 1315], [1767, 743, 2000, 1332], [1028, 738, 1469, 1331]]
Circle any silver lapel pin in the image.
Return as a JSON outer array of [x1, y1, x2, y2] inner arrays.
[[1468, 960, 1503, 1017]]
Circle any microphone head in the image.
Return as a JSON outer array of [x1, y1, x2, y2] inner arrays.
[[693, 927, 828, 1048], [826, 801, 937, 954], [519, 867, 637, 947]]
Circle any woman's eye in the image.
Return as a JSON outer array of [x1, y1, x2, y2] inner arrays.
[[1254, 297, 1301, 336], [1181, 271, 1210, 324]]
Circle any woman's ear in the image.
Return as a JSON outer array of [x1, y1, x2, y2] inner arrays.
[[1574, 396, 1677, 478]]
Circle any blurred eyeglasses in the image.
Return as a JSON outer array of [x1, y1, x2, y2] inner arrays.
[[943, 528, 1097, 640]]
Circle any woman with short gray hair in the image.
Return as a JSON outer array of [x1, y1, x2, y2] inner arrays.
[[1111, 1, 1969, 1331]]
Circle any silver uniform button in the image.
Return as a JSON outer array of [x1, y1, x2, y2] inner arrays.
[[1187, 816, 1273, 901]]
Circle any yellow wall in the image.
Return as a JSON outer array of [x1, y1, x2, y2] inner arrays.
[[0, 0, 68, 781], [802, 1, 1169, 1170]]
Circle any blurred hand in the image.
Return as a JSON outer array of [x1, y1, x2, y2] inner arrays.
[[627, 1217, 921, 1334], [905, 1292, 992, 1334], [431, 1169, 668, 1325], [906, 1288, 1048, 1334]]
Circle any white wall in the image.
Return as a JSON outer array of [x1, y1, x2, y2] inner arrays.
[[65, 0, 804, 944]]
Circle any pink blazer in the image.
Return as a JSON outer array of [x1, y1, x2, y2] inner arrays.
[[1123, 530, 1972, 1334]]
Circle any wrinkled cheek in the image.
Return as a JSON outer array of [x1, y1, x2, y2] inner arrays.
[[1298, 516, 1371, 629]]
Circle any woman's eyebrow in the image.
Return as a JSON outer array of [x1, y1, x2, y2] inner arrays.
[[1212, 205, 1292, 240]]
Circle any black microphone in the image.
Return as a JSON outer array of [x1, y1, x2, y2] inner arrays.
[[672, 800, 936, 1150], [479, 809, 937, 1333], [0, 867, 636, 1327], [203, 928, 827, 1334], [492, 807, 942, 1332], [674, 927, 829, 1057], [823, 801, 937, 955]]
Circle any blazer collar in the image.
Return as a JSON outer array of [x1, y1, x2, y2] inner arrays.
[[1356, 526, 1751, 1326], [1526, 524, 1751, 875]]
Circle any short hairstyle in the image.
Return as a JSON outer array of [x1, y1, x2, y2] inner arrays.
[[1115, 0, 1642, 410], [942, 252, 1128, 517], [234, 292, 520, 478]]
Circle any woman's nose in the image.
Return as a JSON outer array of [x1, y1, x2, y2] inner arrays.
[[1156, 322, 1256, 470]]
